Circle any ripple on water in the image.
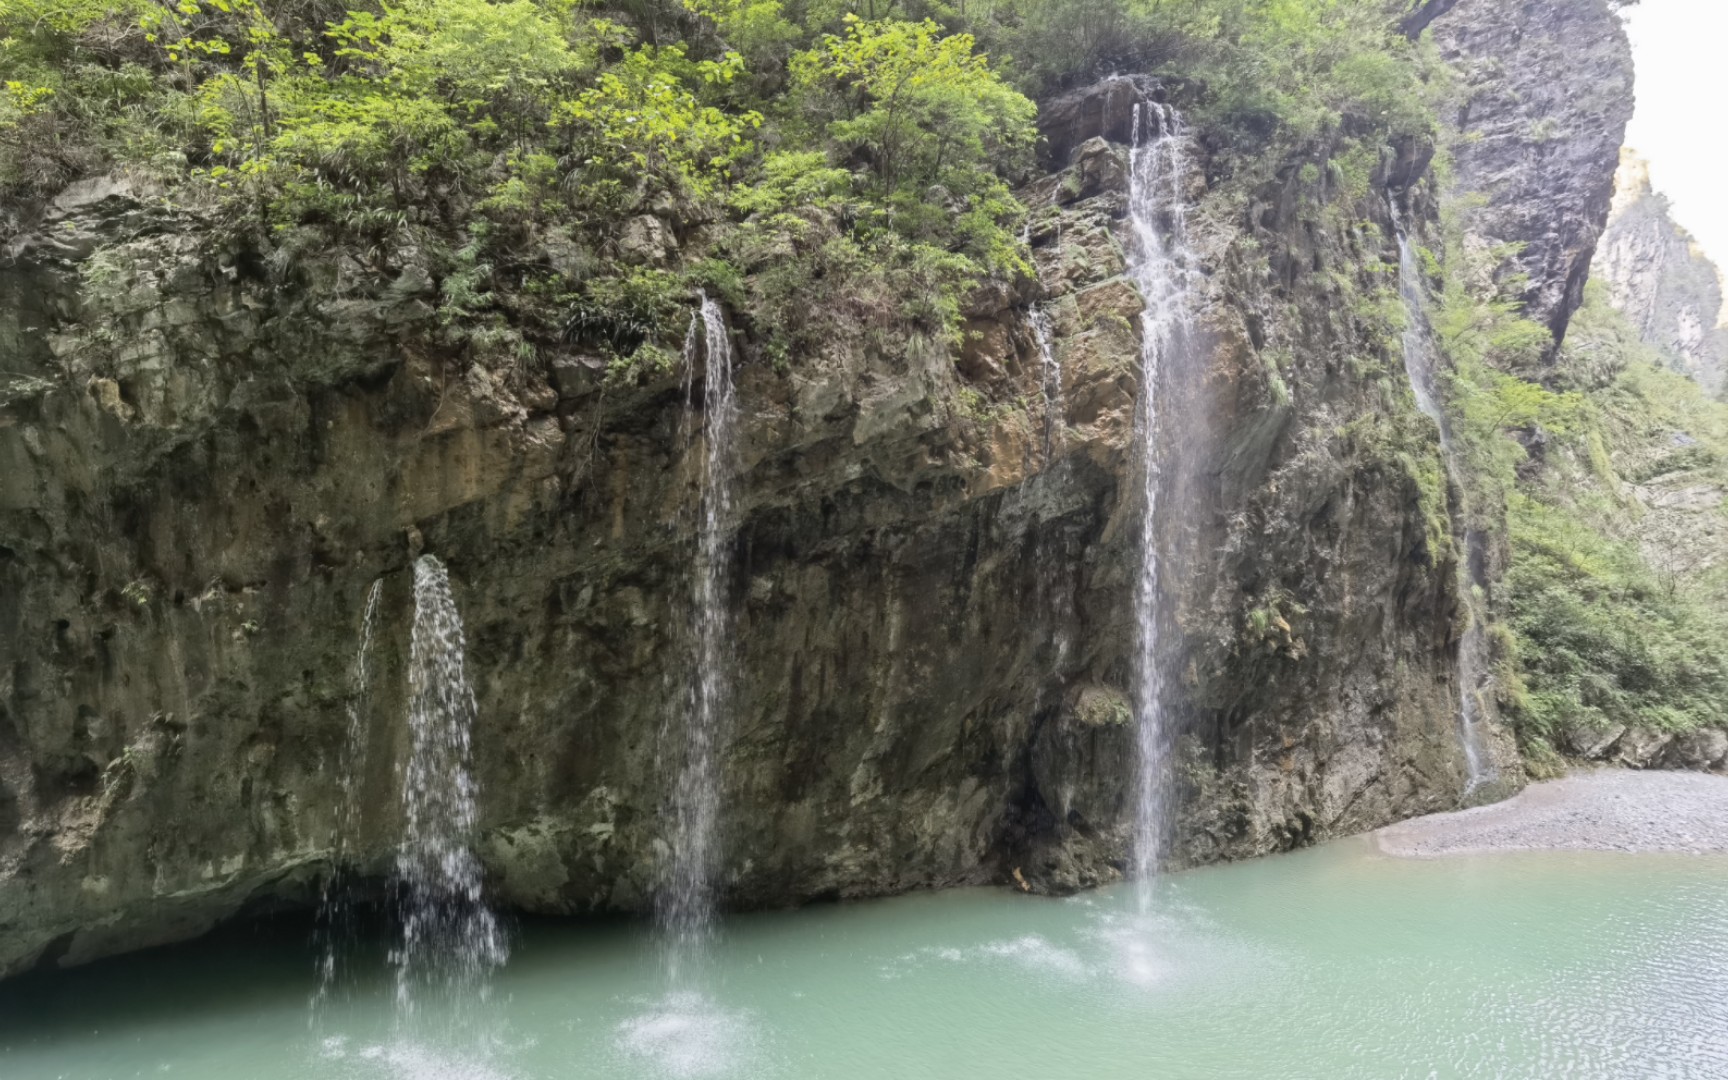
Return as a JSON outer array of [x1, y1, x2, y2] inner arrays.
[[880, 934, 1089, 983]]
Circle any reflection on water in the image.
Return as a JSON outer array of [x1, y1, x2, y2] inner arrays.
[[4, 841, 1728, 1079]]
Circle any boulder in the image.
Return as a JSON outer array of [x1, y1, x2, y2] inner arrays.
[[1664, 729, 1728, 771], [1615, 727, 1674, 769], [1565, 722, 1626, 760], [1036, 75, 1162, 169]]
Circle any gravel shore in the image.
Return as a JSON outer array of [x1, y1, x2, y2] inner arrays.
[[1376, 770, 1728, 857]]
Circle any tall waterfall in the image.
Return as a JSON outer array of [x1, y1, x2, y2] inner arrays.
[[662, 294, 740, 970], [1391, 204, 1450, 440], [315, 578, 383, 1002], [1125, 100, 1199, 904], [392, 555, 506, 1012], [1390, 204, 1495, 794], [1030, 305, 1065, 459]]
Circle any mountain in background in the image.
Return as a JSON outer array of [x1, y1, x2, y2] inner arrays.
[[1594, 150, 1728, 399]]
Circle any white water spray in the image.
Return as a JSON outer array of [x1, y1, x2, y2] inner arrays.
[[392, 555, 506, 1014], [1124, 99, 1200, 907], [662, 294, 741, 972], [1390, 202, 1495, 795]]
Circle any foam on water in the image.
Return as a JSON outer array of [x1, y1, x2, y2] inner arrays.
[[321, 1036, 518, 1080], [616, 991, 755, 1080]]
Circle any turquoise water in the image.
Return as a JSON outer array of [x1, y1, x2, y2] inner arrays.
[[4, 840, 1727, 1079]]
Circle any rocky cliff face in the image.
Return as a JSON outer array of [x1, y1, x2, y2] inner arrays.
[[1594, 151, 1728, 397], [1431, 0, 1636, 353], [0, 4, 1635, 978]]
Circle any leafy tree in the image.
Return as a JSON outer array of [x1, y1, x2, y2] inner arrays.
[[556, 44, 762, 203], [790, 16, 1035, 193], [327, 0, 588, 122], [682, 0, 801, 71]]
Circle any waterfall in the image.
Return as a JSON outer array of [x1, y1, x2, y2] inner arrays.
[[1455, 596, 1492, 792], [1391, 204, 1450, 439], [1030, 305, 1065, 459], [392, 555, 506, 1013], [1124, 100, 1199, 905], [1389, 203, 1495, 795], [315, 578, 384, 1003], [662, 293, 740, 971]]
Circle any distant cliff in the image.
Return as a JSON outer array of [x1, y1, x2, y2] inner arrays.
[[1431, 0, 1637, 354], [1594, 151, 1728, 398]]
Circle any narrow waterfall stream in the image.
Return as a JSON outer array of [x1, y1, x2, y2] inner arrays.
[[663, 294, 741, 972], [1124, 98, 1200, 905], [1030, 305, 1065, 459], [393, 555, 506, 1013], [315, 578, 384, 1003], [1390, 205, 1495, 794]]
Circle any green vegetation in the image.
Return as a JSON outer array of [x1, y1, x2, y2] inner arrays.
[[2, 0, 1446, 373], [1441, 279, 1728, 745], [13, 0, 1714, 766]]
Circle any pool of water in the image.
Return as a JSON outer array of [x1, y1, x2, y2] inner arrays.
[[4, 840, 1727, 1079]]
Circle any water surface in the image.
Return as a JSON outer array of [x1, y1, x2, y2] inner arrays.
[[4, 840, 1726, 1079]]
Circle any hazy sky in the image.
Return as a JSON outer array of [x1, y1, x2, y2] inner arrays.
[[1622, 1, 1728, 271]]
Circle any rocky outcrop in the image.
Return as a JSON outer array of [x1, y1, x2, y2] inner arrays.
[[1430, 0, 1636, 352], [0, 2, 1640, 975], [1565, 723, 1728, 772], [1594, 151, 1728, 397], [0, 105, 1479, 978]]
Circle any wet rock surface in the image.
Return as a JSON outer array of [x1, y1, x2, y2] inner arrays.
[[0, 0, 1647, 976]]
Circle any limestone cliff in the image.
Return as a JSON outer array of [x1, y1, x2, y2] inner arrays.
[[1431, 0, 1637, 353], [1594, 151, 1728, 397], [0, 1, 1637, 978]]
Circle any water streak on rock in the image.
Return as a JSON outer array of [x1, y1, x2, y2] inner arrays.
[[315, 578, 384, 1004], [1030, 305, 1066, 460], [1390, 202, 1495, 794]]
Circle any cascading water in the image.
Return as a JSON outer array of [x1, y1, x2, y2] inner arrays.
[[1390, 202, 1495, 795], [314, 578, 383, 1004], [662, 293, 741, 972], [1124, 99, 1200, 907], [1390, 203, 1449, 440], [392, 555, 506, 1013], [1030, 305, 1066, 459], [1454, 578, 1493, 793]]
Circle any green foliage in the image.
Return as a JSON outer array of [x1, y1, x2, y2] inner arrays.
[[1506, 493, 1728, 737], [564, 265, 688, 355], [558, 44, 761, 202], [4, 0, 1451, 382], [1486, 286, 1728, 744], [791, 16, 1036, 193], [1428, 199, 1583, 528], [965, 0, 1445, 153], [682, 0, 800, 70]]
